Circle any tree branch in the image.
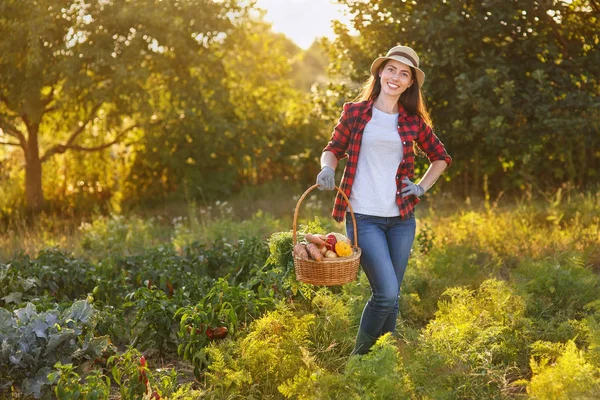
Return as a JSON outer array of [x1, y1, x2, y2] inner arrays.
[[0, 140, 21, 147], [42, 86, 56, 112], [63, 103, 103, 148], [41, 123, 139, 163], [0, 120, 27, 146]]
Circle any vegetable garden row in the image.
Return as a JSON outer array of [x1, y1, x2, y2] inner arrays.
[[2, 196, 600, 399]]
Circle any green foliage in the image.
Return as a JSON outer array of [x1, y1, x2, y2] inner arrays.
[[343, 334, 414, 399], [515, 257, 599, 319], [0, 0, 247, 211], [279, 334, 414, 400], [413, 279, 531, 398], [0, 300, 113, 399], [79, 214, 164, 258], [176, 277, 275, 372], [305, 289, 354, 371], [202, 307, 316, 398], [526, 341, 600, 399], [3, 192, 600, 398], [107, 348, 150, 400], [329, 0, 600, 195], [124, 286, 178, 356], [48, 362, 111, 400], [0, 248, 97, 308], [425, 279, 529, 364], [173, 207, 285, 252], [266, 230, 295, 275], [107, 348, 181, 400]]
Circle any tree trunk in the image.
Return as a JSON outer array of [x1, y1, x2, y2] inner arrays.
[[24, 126, 44, 212]]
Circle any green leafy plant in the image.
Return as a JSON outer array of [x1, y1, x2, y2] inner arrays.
[[0, 300, 113, 399], [48, 362, 111, 400], [107, 348, 180, 400], [202, 307, 316, 398], [413, 279, 531, 398], [108, 348, 153, 400], [279, 334, 414, 400], [526, 341, 600, 398], [124, 286, 178, 355], [176, 277, 275, 371], [0, 248, 97, 309]]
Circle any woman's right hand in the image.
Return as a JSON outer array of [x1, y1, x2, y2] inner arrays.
[[316, 166, 335, 190]]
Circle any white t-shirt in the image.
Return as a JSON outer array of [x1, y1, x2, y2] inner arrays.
[[348, 107, 403, 217]]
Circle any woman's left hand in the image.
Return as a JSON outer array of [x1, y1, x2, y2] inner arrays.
[[401, 178, 425, 197]]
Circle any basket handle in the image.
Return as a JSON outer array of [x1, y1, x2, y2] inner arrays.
[[292, 184, 358, 248]]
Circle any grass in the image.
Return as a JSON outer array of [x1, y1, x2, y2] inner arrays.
[[2, 186, 598, 263]]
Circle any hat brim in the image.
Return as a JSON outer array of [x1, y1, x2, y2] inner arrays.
[[370, 56, 425, 88]]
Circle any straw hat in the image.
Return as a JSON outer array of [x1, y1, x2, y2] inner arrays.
[[370, 45, 425, 88]]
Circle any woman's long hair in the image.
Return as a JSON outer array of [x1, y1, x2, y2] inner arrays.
[[355, 61, 433, 128]]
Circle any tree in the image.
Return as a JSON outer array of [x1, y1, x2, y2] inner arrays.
[[125, 15, 325, 204], [0, 0, 244, 211], [328, 0, 600, 196]]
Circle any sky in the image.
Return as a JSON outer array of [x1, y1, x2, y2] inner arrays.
[[254, 0, 352, 49]]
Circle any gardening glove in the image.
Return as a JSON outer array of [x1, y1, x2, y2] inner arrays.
[[316, 166, 335, 191], [401, 177, 426, 197]]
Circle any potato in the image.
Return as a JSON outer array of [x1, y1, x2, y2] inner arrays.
[[324, 250, 338, 258]]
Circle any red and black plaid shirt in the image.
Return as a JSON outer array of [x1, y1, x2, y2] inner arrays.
[[323, 100, 452, 223]]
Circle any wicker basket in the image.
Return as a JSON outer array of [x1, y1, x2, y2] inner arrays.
[[292, 184, 361, 286]]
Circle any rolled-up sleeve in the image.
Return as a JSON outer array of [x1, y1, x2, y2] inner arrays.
[[416, 118, 452, 167], [323, 103, 352, 160]]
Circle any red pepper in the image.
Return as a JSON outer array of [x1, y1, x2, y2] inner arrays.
[[205, 326, 214, 339], [213, 326, 228, 339]]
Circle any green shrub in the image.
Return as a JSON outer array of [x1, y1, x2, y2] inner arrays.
[[526, 341, 600, 399], [279, 334, 414, 400], [513, 257, 599, 320], [412, 279, 531, 398], [202, 307, 315, 398]]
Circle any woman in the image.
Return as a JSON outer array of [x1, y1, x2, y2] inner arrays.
[[316, 45, 451, 355]]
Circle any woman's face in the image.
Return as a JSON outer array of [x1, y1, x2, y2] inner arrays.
[[378, 59, 414, 98]]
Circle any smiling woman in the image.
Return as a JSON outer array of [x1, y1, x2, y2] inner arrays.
[[254, 0, 350, 49]]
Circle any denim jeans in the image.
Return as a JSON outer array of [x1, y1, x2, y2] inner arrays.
[[346, 212, 416, 338]]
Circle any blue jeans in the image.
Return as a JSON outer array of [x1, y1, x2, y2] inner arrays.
[[346, 212, 416, 338]]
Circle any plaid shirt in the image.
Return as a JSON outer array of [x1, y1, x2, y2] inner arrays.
[[323, 100, 452, 223]]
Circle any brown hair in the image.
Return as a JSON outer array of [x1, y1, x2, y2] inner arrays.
[[355, 61, 433, 128]]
